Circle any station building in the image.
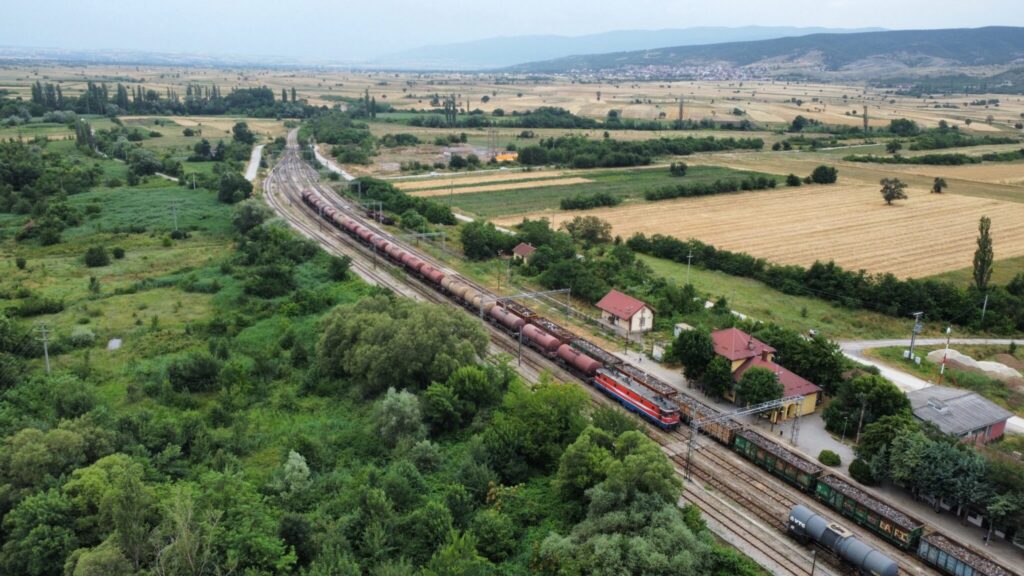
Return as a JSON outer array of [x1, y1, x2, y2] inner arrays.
[[711, 327, 822, 421]]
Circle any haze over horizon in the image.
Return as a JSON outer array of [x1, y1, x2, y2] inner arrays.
[[1, 0, 1022, 62]]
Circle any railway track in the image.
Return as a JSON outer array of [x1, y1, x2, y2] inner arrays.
[[264, 131, 937, 576]]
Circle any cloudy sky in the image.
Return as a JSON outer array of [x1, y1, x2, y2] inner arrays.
[[1, 0, 1020, 61]]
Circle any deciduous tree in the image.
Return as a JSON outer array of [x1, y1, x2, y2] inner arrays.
[[734, 367, 783, 406], [974, 215, 994, 292], [880, 177, 908, 205]]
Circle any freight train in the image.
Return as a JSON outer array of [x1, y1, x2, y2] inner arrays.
[[299, 188, 1016, 576]]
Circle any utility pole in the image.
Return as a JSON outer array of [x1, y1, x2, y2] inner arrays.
[[810, 549, 818, 576], [686, 246, 694, 285], [170, 202, 180, 232], [939, 325, 952, 382], [907, 311, 924, 362], [35, 323, 52, 375], [856, 396, 867, 443]]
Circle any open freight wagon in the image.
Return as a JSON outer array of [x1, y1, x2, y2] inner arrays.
[[815, 475, 924, 550], [733, 429, 822, 491]]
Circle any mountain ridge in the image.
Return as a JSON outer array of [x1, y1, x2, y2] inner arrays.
[[505, 26, 1024, 79], [367, 26, 885, 70]]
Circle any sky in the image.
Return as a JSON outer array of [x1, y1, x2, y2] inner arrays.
[[1, 0, 1021, 61]]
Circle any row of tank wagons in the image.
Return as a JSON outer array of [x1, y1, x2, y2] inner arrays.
[[302, 190, 1012, 576]]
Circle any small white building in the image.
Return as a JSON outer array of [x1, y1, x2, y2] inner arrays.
[[596, 289, 654, 333]]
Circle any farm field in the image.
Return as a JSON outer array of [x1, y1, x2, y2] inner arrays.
[[6, 66, 1024, 134], [410, 176, 594, 197], [928, 255, 1024, 287], [394, 169, 569, 190], [419, 164, 782, 218], [493, 181, 1024, 278], [638, 255, 952, 340]]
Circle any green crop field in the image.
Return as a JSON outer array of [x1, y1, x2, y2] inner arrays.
[[928, 255, 1024, 288], [442, 165, 782, 218], [639, 254, 963, 340]]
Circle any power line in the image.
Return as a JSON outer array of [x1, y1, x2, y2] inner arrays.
[[34, 322, 51, 375]]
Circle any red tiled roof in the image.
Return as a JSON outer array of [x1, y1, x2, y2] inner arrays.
[[711, 327, 776, 362], [512, 243, 536, 257], [595, 289, 648, 319], [733, 357, 822, 398]]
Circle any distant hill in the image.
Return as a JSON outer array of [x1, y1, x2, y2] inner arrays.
[[366, 26, 884, 70], [507, 27, 1024, 79]]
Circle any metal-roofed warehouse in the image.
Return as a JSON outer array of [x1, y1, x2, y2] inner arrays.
[[907, 385, 1013, 444]]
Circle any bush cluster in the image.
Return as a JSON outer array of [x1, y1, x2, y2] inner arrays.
[[644, 176, 776, 201]]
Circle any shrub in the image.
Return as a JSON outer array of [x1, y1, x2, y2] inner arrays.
[[167, 351, 223, 392], [810, 165, 838, 184], [111, 247, 126, 259], [818, 450, 841, 466], [15, 257, 26, 270], [70, 326, 96, 348], [848, 458, 876, 485], [786, 173, 802, 187], [84, 246, 110, 267], [14, 295, 64, 317]]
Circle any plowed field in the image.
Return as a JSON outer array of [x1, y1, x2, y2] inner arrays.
[[493, 184, 1024, 278]]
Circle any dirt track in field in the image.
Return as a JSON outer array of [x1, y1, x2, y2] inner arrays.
[[409, 177, 593, 197], [493, 184, 1024, 278]]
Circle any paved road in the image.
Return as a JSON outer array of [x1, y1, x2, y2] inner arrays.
[[244, 144, 265, 182], [840, 338, 1024, 434]]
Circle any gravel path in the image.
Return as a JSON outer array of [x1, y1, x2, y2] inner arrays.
[[244, 144, 265, 182]]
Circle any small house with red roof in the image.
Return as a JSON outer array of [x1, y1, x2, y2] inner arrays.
[[711, 327, 822, 421], [512, 242, 536, 264], [596, 289, 654, 333]]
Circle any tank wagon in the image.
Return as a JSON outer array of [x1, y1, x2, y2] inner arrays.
[[788, 505, 899, 576], [299, 186, 1011, 576]]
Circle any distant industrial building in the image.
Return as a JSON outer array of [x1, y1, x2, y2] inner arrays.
[[908, 385, 1012, 444], [494, 151, 519, 163], [596, 289, 654, 333], [711, 327, 822, 421]]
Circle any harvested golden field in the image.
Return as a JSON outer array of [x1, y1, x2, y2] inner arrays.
[[395, 169, 567, 190], [410, 177, 592, 197], [493, 184, 1024, 278]]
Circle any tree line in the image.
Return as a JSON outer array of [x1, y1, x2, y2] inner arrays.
[[845, 149, 1024, 165], [627, 233, 1024, 333], [26, 80, 314, 118], [516, 134, 764, 169]]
